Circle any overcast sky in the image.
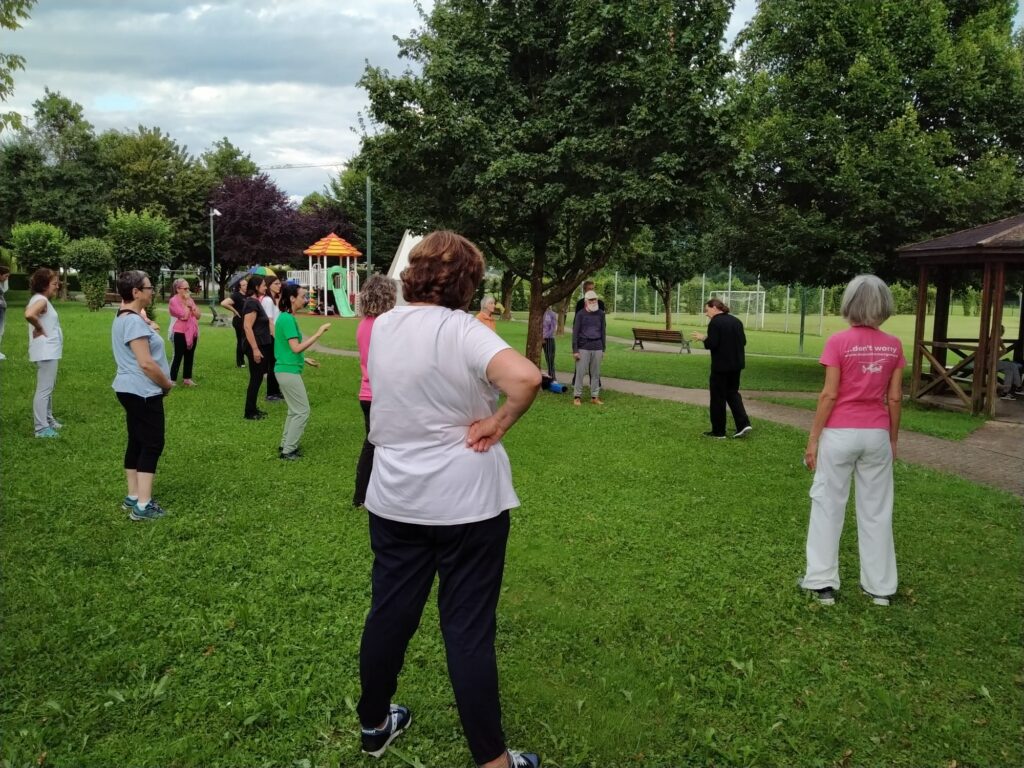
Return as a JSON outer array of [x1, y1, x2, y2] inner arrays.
[[2, 1, 1019, 201]]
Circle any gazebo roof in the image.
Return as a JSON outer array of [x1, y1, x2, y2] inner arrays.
[[898, 213, 1024, 262]]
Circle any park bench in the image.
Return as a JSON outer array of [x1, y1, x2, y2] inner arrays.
[[104, 292, 121, 306], [631, 327, 691, 354], [208, 300, 230, 327]]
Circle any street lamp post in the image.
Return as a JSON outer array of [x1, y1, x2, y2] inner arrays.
[[209, 207, 221, 297]]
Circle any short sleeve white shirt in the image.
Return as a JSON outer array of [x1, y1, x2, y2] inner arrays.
[[260, 295, 280, 325], [366, 304, 518, 525]]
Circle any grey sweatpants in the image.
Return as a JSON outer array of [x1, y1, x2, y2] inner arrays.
[[277, 371, 310, 453], [573, 349, 603, 398], [33, 359, 59, 433]]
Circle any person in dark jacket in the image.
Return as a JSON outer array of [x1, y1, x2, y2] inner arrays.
[[572, 289, 606, 406], [691, 298, 752, 439]]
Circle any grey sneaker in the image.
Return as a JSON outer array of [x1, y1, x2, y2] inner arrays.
[[508, 749, 542, 768], [733, 425, 753, 438], [798, 578, 835, 605], [861, 586, 891, 606], [129, 500, 167, 521], [361, 704, 411, 758], [122, 496, 138, 510]]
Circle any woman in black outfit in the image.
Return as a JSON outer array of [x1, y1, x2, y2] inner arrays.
[[241, 275, 272, 420], [221, 277, 248, 368]]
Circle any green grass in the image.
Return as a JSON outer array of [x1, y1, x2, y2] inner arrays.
[[1, 301, 1021, 767], [755, 396, 989, 441]]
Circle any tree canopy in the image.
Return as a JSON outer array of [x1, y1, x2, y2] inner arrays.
[[726, 0, 1024, 285], [0, 0, 35, 131], [360, 0, 735, 362]]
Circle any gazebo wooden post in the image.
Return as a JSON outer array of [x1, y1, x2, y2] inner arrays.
[[975, 262, 994, 415], [985, 262, 1007, 417], [911, 266, 929, 401], [932, 272, 951, 369]]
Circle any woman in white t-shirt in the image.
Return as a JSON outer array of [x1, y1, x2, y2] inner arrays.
[[259, 276, 284, 401], [24, 268, 64, 437], [356, 231, 542, 768], [800, 275, 905, 608]]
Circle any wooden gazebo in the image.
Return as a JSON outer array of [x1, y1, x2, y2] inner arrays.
[[897, 213, 1024, 417]]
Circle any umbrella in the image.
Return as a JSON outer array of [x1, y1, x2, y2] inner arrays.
[[248, 265, 277, 277], [226, 271, 248, 290]]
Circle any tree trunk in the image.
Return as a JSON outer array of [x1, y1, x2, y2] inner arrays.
[[660, 281, 674, 330], [555, 296, 570, 335], [525, 275, 547, 366], [499, 269, 517, 320]]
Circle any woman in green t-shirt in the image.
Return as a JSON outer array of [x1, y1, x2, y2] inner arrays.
[[274, 283, 331, 460]]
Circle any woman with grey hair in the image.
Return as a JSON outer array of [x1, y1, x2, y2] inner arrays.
[[168, 277, 201, 386], [353, 274, 398, 506], [800, 274, 905, 607]]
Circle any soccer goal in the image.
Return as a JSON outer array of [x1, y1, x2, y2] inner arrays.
[[709, 290, 766, 329]]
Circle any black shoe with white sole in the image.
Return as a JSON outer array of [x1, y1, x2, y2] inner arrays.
[[508, 749, 542, 768], [733, 425, 753, 439], [361, 704, 411, 758]]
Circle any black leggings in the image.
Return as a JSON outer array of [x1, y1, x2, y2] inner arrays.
[[170, 332, 197, 381], [116, 392, 165, 474], [353, 400, 374, 505], [232, 317, 245, 367], [264, 342, 281, 397], [244, 343, 269, 416]]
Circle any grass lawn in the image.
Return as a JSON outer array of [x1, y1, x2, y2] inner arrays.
[[1, 301, 1021, 767], [754, 396, 989, 441]]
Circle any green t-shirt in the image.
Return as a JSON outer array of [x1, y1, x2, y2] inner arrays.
[[274, 313, 304, 374]]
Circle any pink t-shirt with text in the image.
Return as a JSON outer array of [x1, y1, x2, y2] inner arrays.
[[357, 315, 375, 401], [820, 326, 906, 430]]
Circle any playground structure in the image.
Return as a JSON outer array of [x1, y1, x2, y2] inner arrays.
[[287, 233, 363, 317]]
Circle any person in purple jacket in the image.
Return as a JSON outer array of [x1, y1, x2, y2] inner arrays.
[[542, 306, 557, 380]]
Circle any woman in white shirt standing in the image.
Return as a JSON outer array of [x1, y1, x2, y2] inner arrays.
[[259, 275, 284, 402], [356, 232, 542, 768], [24, 268, 64, 438]]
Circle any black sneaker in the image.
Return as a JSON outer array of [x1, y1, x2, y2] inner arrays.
[[733, 425, 753, 439], [702, 431, 727, 439], [266, 394, 285, 402], [508, 749, 542, 768], [280, 450, 300, 461], [244, 413, 265, 420], [812, 587, 836, 605], [361, 704, 411, 758]]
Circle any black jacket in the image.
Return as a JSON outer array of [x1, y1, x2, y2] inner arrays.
[[703, 312, 745, 373]]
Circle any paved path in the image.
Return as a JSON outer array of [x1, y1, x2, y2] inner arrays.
[[313, 343, 1023, 498]]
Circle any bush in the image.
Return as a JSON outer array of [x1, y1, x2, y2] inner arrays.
[[65, 238, 115, 311], [9, 222, 70, 274]]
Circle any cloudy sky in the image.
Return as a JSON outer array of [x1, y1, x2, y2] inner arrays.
[[3, 1, 1020, 201]]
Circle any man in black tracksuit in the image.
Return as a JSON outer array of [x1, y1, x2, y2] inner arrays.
[[691, 298, 752, 439]]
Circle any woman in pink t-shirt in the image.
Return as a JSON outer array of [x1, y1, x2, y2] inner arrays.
[[352, 275, 397, 507], [799, 275, 905, 607]]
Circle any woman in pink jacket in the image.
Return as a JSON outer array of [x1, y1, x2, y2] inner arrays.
[[352, 274, 397, 507], [168, 278, 201, 386]]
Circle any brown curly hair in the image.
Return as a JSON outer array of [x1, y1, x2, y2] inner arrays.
[[359, 274, 397, 318], [30, 267, 57, 294], [400, 231, 485, 310]]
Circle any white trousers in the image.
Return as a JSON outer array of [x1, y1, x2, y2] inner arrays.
[[33, 359, 59, 434], [802, 428, 897, 597]]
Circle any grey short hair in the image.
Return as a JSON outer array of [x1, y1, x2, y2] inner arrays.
[[841, 275, 894, 328], [481, 294, 496, 309], [117, 270, 150, 302], [172, 278, 189, 291]]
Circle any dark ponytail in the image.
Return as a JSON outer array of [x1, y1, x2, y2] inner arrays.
[[278, 281, 301, 313], [706, 298, 730, 314]]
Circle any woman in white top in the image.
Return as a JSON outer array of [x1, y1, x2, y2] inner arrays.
[[24, 268, 64, 438], [356, 231, 542, 768], [259, 276, 284, 401]]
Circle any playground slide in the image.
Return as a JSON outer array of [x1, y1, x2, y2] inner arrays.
[[325, 265, 356, 317]]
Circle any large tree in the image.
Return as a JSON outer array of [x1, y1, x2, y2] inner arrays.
[[201, 137, 259, 181], [208, 174, 296, 297], [98, 126, 213, 267], [0, 0, 35, 131], [1, 90, 109, 241], [359, 0, 734, 363], [728, 0, 1024, 286]]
